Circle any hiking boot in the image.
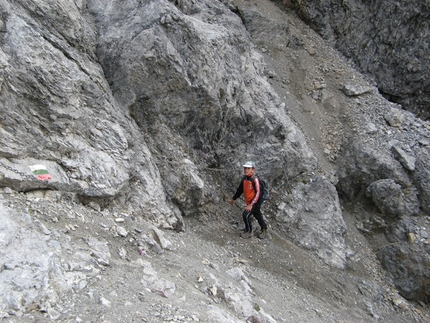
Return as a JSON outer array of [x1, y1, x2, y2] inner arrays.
[[240, 231, 253, 239], [257, 228, 268, 239]]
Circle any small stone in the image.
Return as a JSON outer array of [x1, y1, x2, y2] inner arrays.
[[118, 247, 127, 259], [385, 109, 403, 127], [3, 187, 13, 194], [116, 226, 128, 237], [414, 307, 423, 315], [391, 146, 416, 171], [100, 297, 111, 307], [66, 224, 76, 231], [34, 219, 51, 235], [88, 202, 100, 211], [48, 308, 62, 320], [342, 83, 373, 96], [419, 139, 429, 146], [209, 285, 217, 296], [392, 297, 409, 310]]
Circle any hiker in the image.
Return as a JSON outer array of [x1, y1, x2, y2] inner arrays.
[[228, 161, 268, 239]]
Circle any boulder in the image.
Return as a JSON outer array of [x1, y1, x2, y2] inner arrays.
[[378, 243, 430, 303], [276, 177, 347, 269], [366, 179, 420, 218]]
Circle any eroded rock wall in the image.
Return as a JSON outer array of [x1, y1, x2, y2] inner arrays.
[[1, 0, 338, 265], [0, 0, 179, 228], [285, 0, 430, 119]]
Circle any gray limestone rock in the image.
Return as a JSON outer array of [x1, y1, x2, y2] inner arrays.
[[378, 243, 430, 303], [289, 0, 430, 119], [0, 202, 99, 317], [342, 83, 373, 97], [391, 146, 416, 171], [276, 177, 347, 269], [385, 109, 404, 127], [413, 150, 430, 213], [366, 179, 420, 218], [0, 0, 179, 228], [86, 0, 318, 218], [337, 141, 412, 200]]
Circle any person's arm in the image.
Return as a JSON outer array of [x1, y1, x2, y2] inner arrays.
[[248, 177, 261, 207], [228, 179, 244, 205]]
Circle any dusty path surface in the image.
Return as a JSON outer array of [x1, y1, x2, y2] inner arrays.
[[1, 189, 428, 322]]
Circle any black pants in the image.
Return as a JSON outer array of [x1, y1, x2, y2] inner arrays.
[[243, 204, 267, 233]]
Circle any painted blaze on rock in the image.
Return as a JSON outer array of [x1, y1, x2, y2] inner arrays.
[[30, 165, 52, 181]]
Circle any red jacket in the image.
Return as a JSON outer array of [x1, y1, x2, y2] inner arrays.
[[232, 176, 261, 206]]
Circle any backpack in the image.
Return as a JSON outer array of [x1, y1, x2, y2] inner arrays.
[[251, 176, 270, 205]]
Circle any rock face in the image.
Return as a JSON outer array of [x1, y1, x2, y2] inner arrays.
[[1, 0, 196, 229], [86, 0, 318, 219], [276, 177, 347, 269], [286, 0, 430, 119], [0, 0, 429, 320], [334, 98, 430, 302]]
